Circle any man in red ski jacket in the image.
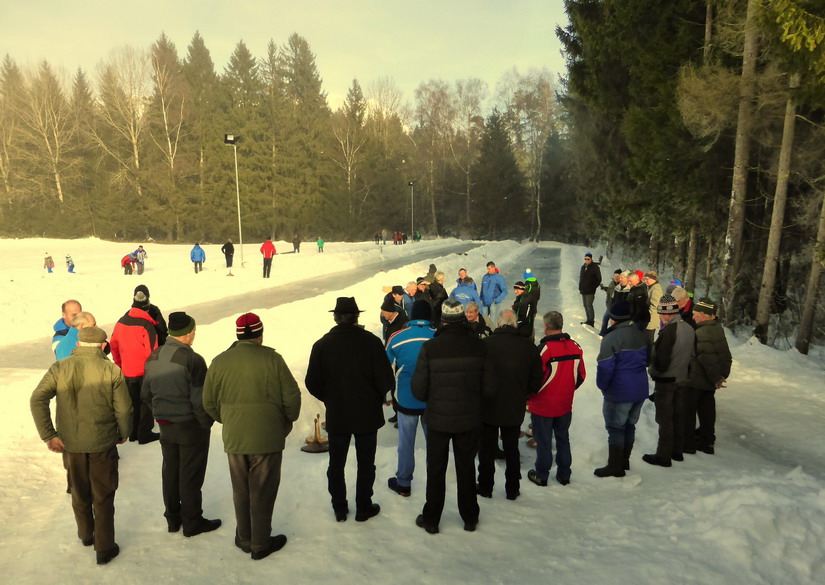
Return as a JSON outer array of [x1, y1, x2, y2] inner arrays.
[[260, 238, 277, 278], [526, 311, 586, 486], [110, 290, 159, 444]]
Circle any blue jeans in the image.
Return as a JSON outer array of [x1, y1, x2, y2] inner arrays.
[[602, 399, 643, 448], [395, 412, 427, 488], [531, 412, 572, 482]]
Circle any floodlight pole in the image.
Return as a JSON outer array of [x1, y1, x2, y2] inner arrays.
[[408, 180, 415, 237], [225, 134, 244, 266]]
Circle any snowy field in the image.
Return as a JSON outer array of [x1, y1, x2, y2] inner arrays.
[[1, 237, 824, 584]]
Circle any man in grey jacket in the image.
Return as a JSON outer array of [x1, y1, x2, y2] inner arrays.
[[142, 311, 221, 538], [643, 295, 695, 468], [30, 326, 132, 566]]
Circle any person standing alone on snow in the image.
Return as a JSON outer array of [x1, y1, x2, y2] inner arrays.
[[221, 240, 235, 275], [479, 261, 508, 322], [260, 237, 276, 278], [578, 252, 601, 327], [190, 244, 206, 274]]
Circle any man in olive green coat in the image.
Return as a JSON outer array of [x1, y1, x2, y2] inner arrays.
[[203, 312, 301, 561], [30, 326, 132, 566]]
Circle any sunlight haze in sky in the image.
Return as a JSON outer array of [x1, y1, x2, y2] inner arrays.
[[1, 0, 568, 108]]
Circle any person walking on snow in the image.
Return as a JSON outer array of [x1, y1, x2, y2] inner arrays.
[[190, 244, 206, 274], [44, 253, 55, 273], [260, 238, 276, 278]]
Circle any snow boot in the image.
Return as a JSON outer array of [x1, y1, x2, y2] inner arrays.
[[642, 453, 672, 467], [623, 442, 634, 471], [593, 446, 625, 478]]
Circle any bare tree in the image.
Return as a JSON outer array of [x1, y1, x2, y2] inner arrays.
[[93, 47, 150, 197], [0, 55, 25, 200], [450, 78, 487, 227]]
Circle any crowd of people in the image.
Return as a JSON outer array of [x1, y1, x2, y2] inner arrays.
[[30, 251, 732, 566]]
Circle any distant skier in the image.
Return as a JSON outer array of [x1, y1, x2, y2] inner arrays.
[[65, 254, 75, 273], [190, 243, 206, 274], [44, 253, 55, 273]]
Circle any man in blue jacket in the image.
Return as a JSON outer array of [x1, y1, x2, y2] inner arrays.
[[450, 277, 482, 308], [594, 301, 649, 477], [479, 261, 507, 322], [190, 243, 206, 274], [385, 300, 436, 497]]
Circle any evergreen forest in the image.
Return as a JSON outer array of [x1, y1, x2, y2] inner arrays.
[[0, 0, 824, 350]]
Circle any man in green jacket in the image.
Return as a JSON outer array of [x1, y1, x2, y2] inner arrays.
[[203, 312, 301, 561], [30, 326, 132, 566]]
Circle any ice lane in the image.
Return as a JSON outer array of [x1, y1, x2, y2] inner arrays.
[[498, 245, 561, 338], [3, 242, 480, 370]]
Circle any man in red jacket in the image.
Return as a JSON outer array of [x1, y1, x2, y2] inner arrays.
[[260, 238, 276, 278], [526, 311, 586, 486], [110, 290, 159, 444]]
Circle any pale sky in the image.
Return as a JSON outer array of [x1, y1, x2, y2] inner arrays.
[[1, 0, 568, 108]]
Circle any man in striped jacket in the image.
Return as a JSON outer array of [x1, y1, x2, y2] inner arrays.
[[526, 311, 586, 486]]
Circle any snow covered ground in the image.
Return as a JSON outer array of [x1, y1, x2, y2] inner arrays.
[[1, 237, 823, 584]]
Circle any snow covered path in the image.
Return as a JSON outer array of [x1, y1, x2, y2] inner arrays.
[[1, 238, 824, 585]]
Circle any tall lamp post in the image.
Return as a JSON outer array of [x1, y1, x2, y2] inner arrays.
[[224, 134, 244, 266], [408, 180, 415, 238]]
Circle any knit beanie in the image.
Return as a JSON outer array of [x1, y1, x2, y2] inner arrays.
[[634, 270, 645, 282], [513, 281, 526, 290], [411, 300, 432, 321], [441, 299, 466, 323], [609, 301, 632, 321], [236, 312, 264, 339], [168, 311, 195, 336], [524, 268, 534, 280], [657, 295, 680, 315], [133, 291, 150, 310], [134, 284, 150, 298]]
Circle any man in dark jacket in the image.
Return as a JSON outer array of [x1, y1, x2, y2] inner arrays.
[[203, 312, 301, 560], [412, 299, 494, 534], [133, 284, 168, 346], [626, 271, 651, 330], [683, 299, 732, 455], [142, 312, 220, 537], [221, 240, 235, 275], [428, 272, 448, 324], [594, 301, 650, 477], [380, 285, 408, 342], [578, 252, 601, 327], [643, 295, 696, 468], [306, 297, 395, 523], [111, 290, 160, 444], [478, 309, 542, 499]]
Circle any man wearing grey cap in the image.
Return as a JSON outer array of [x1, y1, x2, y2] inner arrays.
[[142, 312, 221, 537], [31, 326, 132, 565]]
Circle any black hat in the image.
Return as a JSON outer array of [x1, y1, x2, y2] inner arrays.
[[441, 299, 466, 323], [133, 291, 150, 309], [608, 301, 631, 321], [694, 298, 717, 316], [168, 311, 195, 336], [330, 297, 363, 314], [411, 300, 432, 321], [391, 285, 404, 296], [134, 284, 150, 298], [513, 281, 526, 290]]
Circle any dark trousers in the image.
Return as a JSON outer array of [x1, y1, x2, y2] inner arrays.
[[224, 254, 233, 268], [422, 427, 480, 527], [327, 431, 377, 514], [653, 381, 685, 458], [126, 377, 154, 442], [581, 293, 596, 324], [477, 423, 521, 496], [193, 261, 202, 273], [227, 452, 283, 554], [159, 420, 211, 530], [136, 263, 144, 275], [66, 446, 119, 553], [684, 386, 717, 449], [262, 257, 272, 278]]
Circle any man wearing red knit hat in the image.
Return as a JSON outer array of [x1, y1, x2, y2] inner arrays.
[[203, 312, 301, 560]]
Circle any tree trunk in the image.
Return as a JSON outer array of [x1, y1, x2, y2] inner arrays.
[[720, 1, 758, 323], [754, 72, 800, 343], [796, 190, 825, 355], [685, 226, 698, 292], [704, 240, 714, 298]]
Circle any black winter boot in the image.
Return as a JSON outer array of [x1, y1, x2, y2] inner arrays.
[[593, 446, 626, 478], [623, 442, 634, 471]]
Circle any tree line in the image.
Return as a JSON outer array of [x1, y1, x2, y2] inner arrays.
[[558, 0, 824, 352], [0, 32, 567, 244]]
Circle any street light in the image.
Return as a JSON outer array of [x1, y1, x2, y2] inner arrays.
[[408, 180, 415, 238], [224, 134, 244, 266]]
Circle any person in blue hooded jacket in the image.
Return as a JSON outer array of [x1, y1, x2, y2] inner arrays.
[[385, 300, 436, 497], [190, 243, 206, 274], [449, 277, 482, 308], [479, 261, 508, 322]]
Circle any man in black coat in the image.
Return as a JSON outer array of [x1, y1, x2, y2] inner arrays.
[[380, 286, 408, 343], [133, 284, 168, 346], [306, 297, 395, 523], [220, 240, 235, 275], [412, 299, 494, 534], [578, 252, 601, 327], [627, 271, 651, 330], [477, 309, 542, 500]]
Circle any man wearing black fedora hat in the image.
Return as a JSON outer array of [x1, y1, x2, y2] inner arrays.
[[306, 297, 395, 523]]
